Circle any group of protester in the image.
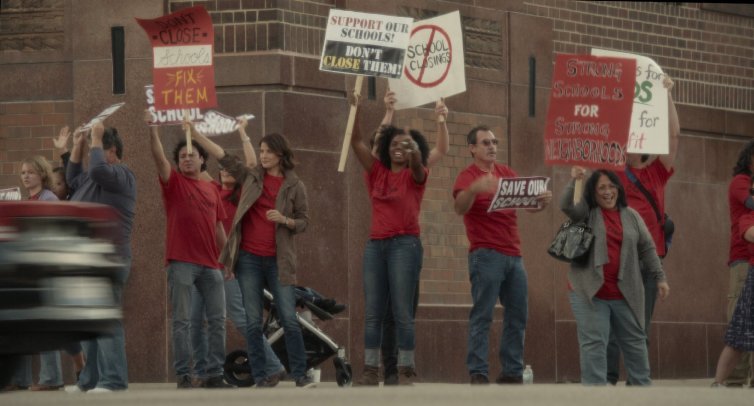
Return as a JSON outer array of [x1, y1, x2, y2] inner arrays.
[[4, 73, 754, 391]]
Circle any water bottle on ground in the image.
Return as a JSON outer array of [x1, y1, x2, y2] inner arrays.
[[523, 364, 533, 384]]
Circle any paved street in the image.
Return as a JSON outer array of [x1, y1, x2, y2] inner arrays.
[[2, 380, 751, 406]]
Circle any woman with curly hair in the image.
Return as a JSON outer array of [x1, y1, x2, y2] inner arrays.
[[350, 111, 430, 385]]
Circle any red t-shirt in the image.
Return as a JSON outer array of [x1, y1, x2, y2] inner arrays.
[[452, 163, 521, 257], [241, 173, 283, 257], [595, 208, 625, 300], [616, 159, 673, 257], [729, 173, 752, 264], [214, 181, 237, 235], [738, 211, 754, 265], [160, 169, 226, 269], [367, 161, 427, 239]]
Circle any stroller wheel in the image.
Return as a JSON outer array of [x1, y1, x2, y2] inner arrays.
[[223, 350, 255, 387], [333, 357, 352, 387]]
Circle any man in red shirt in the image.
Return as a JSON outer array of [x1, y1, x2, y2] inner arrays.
[[723, 141, 754, 386], [149, 122, 231, 389], [608, 78, 680, 385], [453, 126, 552, 385]]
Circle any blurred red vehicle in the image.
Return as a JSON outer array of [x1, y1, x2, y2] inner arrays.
[[0, 201, 124, 386]]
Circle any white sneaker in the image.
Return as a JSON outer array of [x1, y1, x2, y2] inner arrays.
[[65, 385, 84, 394], [87, 387, 114, 394]]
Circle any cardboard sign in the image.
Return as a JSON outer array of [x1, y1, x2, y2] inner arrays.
[[487, 177, 550, 212], [592, 48, 669, 155], [136, 5, 217, 110], [0, 187, 22, 201], [194, 111, 255, 137], [79, 103, 126, 130], [544, 54, 636, 169], [388, 11, 466, 109], [145, 85, 204, 126], [320, 9, 412, 78]]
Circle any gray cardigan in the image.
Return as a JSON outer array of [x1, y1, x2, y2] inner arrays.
[[559, 181, 665, 329]]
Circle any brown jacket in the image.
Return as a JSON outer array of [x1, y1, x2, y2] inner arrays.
[[218, 152, 309, 285]]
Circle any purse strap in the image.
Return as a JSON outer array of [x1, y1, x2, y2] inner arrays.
[[624, 166, 663, 223]]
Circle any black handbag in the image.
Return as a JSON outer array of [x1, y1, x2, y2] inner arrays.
[[548, 219, 594, 264]]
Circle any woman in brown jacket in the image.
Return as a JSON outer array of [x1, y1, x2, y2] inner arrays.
[[187, 123, 314, 388]]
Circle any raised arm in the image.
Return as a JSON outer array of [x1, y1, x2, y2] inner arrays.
[[381, 89, 396, 126], [559, 166, 590, 222], [65, 129, 86, 187], [427, 98, 449, 167], [145, 110, 172, 182], [237, 118, 257, 168], [659, 76, 679, 170], [350, 98, 376, 171]]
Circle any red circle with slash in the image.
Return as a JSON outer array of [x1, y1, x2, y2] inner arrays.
[[404, 24, 453, 88]]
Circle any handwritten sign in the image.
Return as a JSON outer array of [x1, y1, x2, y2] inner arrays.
[[79, 103, 126, 130], [136, 5, 217, 110], [388, 11, 466, 109], [487, 177, 550, 212], [0, 187, 22, 201], [145, 85, 204, 126], [591, 48, 669, 155], [544, 54, 636, 169], [194, 111, 255, 137], [320, 9, 412, 78]]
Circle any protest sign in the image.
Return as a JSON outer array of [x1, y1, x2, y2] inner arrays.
[[194, 111, 255, 136], [487, 177, 550, 212], [591, 48, 669, 155], [388, 11, 466, 110], [79, 103, 126, 130], [145, 85, 204, 126], [544, 54, 636, 170], [320, 9, 412, 78], [136, 5, 217, 111], [0, 187, 22, 201]]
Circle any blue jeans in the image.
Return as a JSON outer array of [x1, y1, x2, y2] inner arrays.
[[363, 236, 422, 367], [235, 251, 307, 383], [606, 273, 657, 384], [466, 249, 528, 377], [167, 261, 226, 378], [569, 292, 651, 386], [77, 259, 130, 390], [190, 280, 284, 378], [12, 352, 62, 387]]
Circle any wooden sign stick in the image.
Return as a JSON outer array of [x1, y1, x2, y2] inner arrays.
[[337, 75, 365, 172], [183, 109, 192, 154], [573, 178, 583, 205]]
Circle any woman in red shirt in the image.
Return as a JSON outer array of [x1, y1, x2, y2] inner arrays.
[[560, 167, 669, 385], [350, 118, 430, 385]]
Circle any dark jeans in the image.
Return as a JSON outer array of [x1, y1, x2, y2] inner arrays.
[[606, 273, 657, 385], [381, 283, 420, 377]]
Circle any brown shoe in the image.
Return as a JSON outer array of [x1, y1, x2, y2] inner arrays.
[[355, 366, 379, 386], [496, 374, 523, 384], [2, 384, 29, 391], [31, 384, 64, 391], [398, 366, 417, 386]]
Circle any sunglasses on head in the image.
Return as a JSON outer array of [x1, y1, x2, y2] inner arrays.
[[476, 139, 499, 146]]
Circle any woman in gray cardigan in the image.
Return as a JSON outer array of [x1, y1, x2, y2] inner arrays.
[[561, 167, 669, 386]]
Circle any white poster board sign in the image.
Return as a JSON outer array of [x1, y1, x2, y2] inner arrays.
[[194, 111, 255, 137], [591, 48, 669, 155], [80, 102, 126, 130], [0, 187, 22, 201], [487, 177, 550, 212], [320, 9, 413, 78], [388, 11, 466, 110], [145, 85, 204, 126]]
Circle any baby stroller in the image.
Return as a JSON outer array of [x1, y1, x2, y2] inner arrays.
[[223, 286, 352, 387]]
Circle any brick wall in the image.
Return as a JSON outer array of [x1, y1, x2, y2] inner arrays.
[[0, 101, 73, 195], [524, 1, 754, 112], [169, 0, 333, 55]]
